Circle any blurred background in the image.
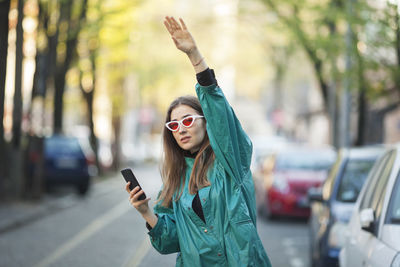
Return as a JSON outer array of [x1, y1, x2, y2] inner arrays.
[[1, 0, 400, 266]]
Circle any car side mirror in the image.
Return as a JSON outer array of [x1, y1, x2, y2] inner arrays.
[[360, 208, 375, 233], [308, 187, 324, 203]]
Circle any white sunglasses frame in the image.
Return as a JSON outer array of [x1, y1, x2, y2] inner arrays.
[[165, 115, 204, 132]]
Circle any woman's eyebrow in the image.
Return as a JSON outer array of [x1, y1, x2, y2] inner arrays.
[[171, 114, 193, 121]]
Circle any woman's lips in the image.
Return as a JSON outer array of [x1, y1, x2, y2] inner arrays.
[[180, 136, 191, 143]]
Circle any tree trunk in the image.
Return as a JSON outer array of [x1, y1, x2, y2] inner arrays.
[[363, 102, 400, 144], [364, 111, 383, 144], [395, 3, 400, 68], [112, 116, 121, 171], [80, 58, 100, 173], [355, 91, 367, 146], [10, 0, 25, 199], [53, 0, 88, 133], [12, 0, 24, 148], [354, 31, 367, 146], [0, 0, 11, 195], [24, 2, 49, 200], [53, 0, 72, 133], [88, 54, 100, 173]]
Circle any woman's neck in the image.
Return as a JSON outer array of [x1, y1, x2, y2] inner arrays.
[[184, 150, 198, 158]]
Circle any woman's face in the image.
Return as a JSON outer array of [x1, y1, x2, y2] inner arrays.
[[169, 104, 206, 153]]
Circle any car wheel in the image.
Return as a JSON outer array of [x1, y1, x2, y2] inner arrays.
[[77, 179, 90, 195]]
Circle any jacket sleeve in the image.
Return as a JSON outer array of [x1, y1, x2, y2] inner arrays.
[[196, 82, 253, 185], [147, 203, 180, 254]]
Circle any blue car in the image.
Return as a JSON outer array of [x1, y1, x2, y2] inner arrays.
[[308, 146, 385, 267], [43, 135, 95, 195]]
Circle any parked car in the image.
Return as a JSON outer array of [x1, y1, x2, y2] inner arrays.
[[29, 135, 96, 195], [308, 146, 385, 267], [339, 145, 400, 267], [250, 135, 289, 174], [255, 146, 336, 219]]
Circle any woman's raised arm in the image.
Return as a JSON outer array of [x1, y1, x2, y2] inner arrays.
[[163, 16, 208, 74]]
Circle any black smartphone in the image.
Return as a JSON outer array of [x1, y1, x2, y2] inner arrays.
[[121, 168, 147, 200]]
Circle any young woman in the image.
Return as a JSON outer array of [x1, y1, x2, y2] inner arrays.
[[126, 16, 272, 267]]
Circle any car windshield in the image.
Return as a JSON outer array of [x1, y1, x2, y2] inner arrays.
[[336, 159, 375, 202], [275, 154, 333, 171], [45, 137, 82, 155], [387, 174, 400, 224]]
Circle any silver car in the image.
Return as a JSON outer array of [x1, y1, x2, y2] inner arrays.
[[339, 145, 400, 267]]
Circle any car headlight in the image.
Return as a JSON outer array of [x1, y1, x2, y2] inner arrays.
[[328, 221, 347, 248], [392, 252, 400, 267]]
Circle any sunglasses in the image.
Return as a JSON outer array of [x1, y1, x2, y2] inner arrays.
[[165, 115, 204, 132]]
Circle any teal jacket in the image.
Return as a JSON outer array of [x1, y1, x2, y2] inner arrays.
[[148, 82, 272, 267]]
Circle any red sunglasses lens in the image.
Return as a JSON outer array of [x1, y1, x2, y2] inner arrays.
[[168, 122, 179, 130], [182, 117, 194, 126]]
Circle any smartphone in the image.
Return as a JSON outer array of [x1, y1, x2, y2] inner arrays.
[[121, 168, 147, 200]]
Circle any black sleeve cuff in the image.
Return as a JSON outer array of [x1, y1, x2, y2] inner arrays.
[[145, 214, 158, 231], [196, 68, 217, 86]]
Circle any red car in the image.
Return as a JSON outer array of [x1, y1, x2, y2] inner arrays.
[[256, 147, 335, 219]]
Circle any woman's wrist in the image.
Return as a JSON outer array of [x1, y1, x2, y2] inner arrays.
[[187, 48, 208, 73], [187, 47, 202, 64], [141, 210, 158, 228]]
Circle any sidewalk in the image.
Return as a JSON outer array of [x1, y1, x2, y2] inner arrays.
[[0, 193, 80, 234], [0, 171, 121, 234]]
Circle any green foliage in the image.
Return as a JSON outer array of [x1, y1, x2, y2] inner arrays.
[[257, 0, 400, 106]]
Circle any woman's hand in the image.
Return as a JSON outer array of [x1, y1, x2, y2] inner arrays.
[[125, 182, 158, 228], [164, 16, 196, 54], [126, 182, 151, 214], [164, 16, 208, 73]]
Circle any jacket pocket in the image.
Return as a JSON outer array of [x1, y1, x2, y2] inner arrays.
[[234, 219, 253, 226]]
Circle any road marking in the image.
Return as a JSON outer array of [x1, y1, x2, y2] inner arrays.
[[281, 237, 307, 267], [123, 237, 151, 267], [290, 257, 305, 267], [34, 200, 130, 267]]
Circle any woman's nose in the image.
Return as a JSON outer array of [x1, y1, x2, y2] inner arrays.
[[178, 124, 187, 133]]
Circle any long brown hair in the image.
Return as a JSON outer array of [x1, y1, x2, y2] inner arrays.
[[158, 95, 215, 207]]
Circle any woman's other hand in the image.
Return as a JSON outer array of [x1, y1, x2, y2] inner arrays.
[[164, 16, 196, 54], [126, 182, 151, 214]]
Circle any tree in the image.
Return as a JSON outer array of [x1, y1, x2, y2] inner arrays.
[[0, 0, 11, 196], [77, 0, 101, 171], [258, 0, 400, 145], [258, 0, 345, 145], [53, 0, 88, 133], [12, 0, 24, 148]]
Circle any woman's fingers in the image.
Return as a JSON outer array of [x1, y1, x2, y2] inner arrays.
[[179, 18, 187, 30], [165, 16, 175, 31], [130, 197, 150, 207], [164, 17, 175, 34], [164, 20, 173, 35], [125, 182, 131, 193], [165, 16, 183, 32], [170, 17, 181, 30], [129, 186, 140, 198], [132, 189, 144, 201]]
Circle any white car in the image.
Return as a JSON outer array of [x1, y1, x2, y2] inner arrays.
[[339, 145, 400, 267]]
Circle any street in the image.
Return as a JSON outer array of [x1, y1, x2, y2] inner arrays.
[[0, 164, 309, 267]]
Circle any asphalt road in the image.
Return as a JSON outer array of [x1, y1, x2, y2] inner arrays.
[[0, 164, 309, 267]]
